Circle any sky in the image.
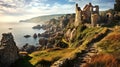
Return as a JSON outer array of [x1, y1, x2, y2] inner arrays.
[[0, 0, 115, 22]]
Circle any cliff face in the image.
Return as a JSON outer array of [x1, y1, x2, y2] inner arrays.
[[0, 33, 19, 67]]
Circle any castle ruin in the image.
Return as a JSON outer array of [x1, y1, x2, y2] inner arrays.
[[74, 3, 100, 27]]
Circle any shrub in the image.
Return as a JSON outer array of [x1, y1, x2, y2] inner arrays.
[[85, 54, 120, 67], [97, 32, 120, 52]]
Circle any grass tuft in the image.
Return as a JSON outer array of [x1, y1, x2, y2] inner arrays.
[[85, 54, 120, 67]]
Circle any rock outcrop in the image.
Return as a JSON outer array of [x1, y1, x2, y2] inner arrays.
[[20, 43, 37, 53], [0, 33, 19, 67], [65, 28, 76, 41]]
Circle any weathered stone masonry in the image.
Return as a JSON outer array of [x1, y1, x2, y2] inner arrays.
[[74, 3, 100, 27]]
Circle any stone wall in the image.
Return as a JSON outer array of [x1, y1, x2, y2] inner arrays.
[[74, 3, 100, 27], [91, 13, 99, 27]]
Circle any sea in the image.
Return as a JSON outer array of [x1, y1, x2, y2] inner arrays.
[[0, 22, 45, 48]]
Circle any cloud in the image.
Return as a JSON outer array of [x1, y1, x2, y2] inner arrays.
[[0, 0, 115, 22], [68, 0, 115, 10], [0, 1, 16, 8]]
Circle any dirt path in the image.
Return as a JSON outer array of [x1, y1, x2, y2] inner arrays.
[[73, 44, 98, 67], [73, 29, 111, 67], [73, 30, 111, 67]]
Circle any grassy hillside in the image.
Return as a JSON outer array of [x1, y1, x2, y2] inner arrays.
[[12, 24, 111, 67], [85, 54, 120, 67], [97, 31, 120, 54], [12, 48, 75, 67], [84, 30, 120, 67], [15, 11, 120, 67], [12, 27, 120, 67], [19, 14, 65, 23]]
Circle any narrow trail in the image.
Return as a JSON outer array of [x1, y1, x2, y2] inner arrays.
[[73, 29, 111, 67], [73, 44, 99, 67], [51, 28, 111, 67]]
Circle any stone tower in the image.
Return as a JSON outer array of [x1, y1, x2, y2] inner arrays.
[[114, 0, 120, 11], [74, 3, 82, 27]]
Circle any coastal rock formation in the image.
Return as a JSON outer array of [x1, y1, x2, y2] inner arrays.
[[24, 35, 31, 38], [59, 16, 69, 29], [0, 33, 19, 67], [21, 43, 37, 53], [70, 28, 76, 40], [33, 33, 37, 39], [65, 28, 77, 41], [32, 25, 42, 29], [65, 29, 71, 41], [39, 38, 48, 49]]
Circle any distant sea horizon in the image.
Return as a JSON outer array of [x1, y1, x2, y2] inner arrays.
[[0, 22, 45, 48]]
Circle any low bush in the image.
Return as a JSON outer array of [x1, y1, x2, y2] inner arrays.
[[97, 32, 120, 52], [85, 54, 120, 67]]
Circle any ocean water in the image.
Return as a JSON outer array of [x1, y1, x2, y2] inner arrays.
[[0, 22, 45, 48]]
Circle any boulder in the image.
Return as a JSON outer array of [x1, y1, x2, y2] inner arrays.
[[39, 38, 48, 46], [33, 33, 37, 39], [38, 33, 41, 37], [24, 35, 31, 38], [32, 25, 42, 29], [0, 33, 19, 67], [21, 43, 36, 53]]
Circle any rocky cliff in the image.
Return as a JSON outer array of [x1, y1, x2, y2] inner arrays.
[[0, 33, 19, 67]]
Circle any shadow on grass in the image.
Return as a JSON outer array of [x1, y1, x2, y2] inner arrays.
[[10, 56, 34, 67], [35, 59, 52, 67]]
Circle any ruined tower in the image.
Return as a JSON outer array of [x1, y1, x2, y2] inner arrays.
[[91, 5, 100, 27], [94, 6, 99, 14], [74, 3, 100, 27], [74, 3, 82, 27], [91, 14, 99, 27], [114, 0, 120, 11]]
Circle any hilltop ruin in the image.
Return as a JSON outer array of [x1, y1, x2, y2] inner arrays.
[[74, 3, 100, 27]]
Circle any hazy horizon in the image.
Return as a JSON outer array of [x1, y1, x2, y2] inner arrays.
[[0, 0, 115, 23]]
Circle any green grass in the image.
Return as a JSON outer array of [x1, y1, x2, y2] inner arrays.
[[12, 21, 119, 67], [64, 24, 107, 48], [29, 48, 75, 66], [11, 48, 75, 67], [97, 32, 120, 53], [96, 31, 120, 62], [50, 26, 110, 67], [85, 54, 120, 67]]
